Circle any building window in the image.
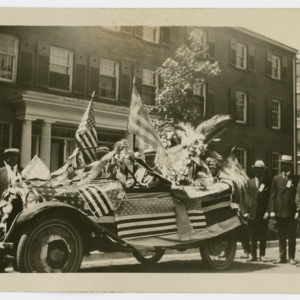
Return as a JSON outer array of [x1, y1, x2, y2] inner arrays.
[[0, 122, 11, 150], [272, 152, 280, 177], [32, 136, 41, 158], [0, 33, 18, 82], [142, 68, 158, 105], [236, 148, 247, 171], [99, 58, 119, 100], [143, 27, 160, 44], [193, 82, 206, 115], [272, 100, 281, 129], [236, 91, 247, 123], [161, 27, 170, 45], [272, 55, 281, 80], [49, 46, 74, 91], [236, 43, 247, 70]]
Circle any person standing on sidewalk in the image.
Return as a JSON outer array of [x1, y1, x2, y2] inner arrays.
[[268, 155, 299, 265], [244, 160, 270, 262]]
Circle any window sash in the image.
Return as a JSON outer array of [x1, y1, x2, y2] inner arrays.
[[272, 152, 280, 176], [236, 148, 247, 171], [272, 100, 281, 129], [272, 56, 281, 79], [99, 58, 119, 100], [0, 122, 11, 149], [142, 69, 156, 86], [0, 34, 18, 82], [236, 91, 247, 123], [236, 43, 247, 69]]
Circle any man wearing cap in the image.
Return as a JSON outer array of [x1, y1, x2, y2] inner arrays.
[[268, 155, 299, 265], [244, 160, 270, 262], [0, 148, 23, 198]]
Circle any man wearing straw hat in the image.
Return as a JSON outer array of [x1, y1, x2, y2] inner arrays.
[[244, 160, 270, 262], [268, 155, 299, 265]]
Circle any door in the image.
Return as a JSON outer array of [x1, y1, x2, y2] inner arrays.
[[50, 139, 64, 172]]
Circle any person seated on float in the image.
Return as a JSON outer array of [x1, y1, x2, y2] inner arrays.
[[135, 149, 163, 188], [205, 157, 220, 183]]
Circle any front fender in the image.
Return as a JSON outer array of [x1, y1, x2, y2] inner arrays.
[[3, 201, 103, 247]]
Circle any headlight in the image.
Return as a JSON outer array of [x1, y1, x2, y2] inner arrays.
[[25, 190, 37, 208]]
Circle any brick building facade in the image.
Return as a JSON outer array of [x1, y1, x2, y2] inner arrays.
[[0, 26, 297, 180]]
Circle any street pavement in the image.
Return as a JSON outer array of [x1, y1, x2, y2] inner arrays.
[[78, 245, 300, 273], [3, 242, 300, 273]]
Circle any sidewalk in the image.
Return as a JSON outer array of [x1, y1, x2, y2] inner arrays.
[[82, 238, 300, 263]]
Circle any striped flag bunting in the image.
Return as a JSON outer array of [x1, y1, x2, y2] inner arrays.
[[115, 183, 235, 240], [77, 184, 114, 218], [115, 193, 178, 239], [75, 98, 98, 164], [127, 83, 172, 175], [21, 155, 50, 180]]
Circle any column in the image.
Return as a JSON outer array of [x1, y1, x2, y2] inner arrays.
[[20, 119, 33, 167], [40, 119, 53, 169]]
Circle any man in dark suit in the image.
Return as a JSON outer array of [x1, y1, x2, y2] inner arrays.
[[0, 148, 23, 198], [244, 160, 270, 262], [268, 155, 299, 265]]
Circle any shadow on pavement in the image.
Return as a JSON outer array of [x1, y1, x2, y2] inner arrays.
[[80, 259, 277, 273]]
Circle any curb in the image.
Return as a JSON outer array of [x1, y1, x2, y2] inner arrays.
[[82, 238, 300, 264]]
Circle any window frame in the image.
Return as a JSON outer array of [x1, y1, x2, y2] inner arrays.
[[0, 121, 12, 150], [0, 33, 19, 83], [236, 43, 247, 70], [142, 68, 158, 105], [99, 57, 120, 101], [236, 147, 247, 172], [272, 152, 281, 177], [272, 100, 281, 130], [272, 55, 281, 80], [49, 45, 74, 92], [236, 91, 247, 124], [193, 82, 207, 116]]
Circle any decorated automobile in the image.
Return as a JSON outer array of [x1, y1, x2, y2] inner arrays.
[[0, 90, 248, 273]]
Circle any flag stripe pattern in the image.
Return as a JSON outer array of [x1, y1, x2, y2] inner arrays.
[[127, 84, 171, 175], [77, 185, 114, 218], [115, 196, 178, 239], [75, 100, 98, 164]]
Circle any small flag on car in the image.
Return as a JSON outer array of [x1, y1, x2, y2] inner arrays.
[[77, 184, 114, 218], [21, 155, 50, 180]]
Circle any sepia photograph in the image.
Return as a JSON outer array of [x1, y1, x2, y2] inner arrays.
[[0, 7, 300, 294]]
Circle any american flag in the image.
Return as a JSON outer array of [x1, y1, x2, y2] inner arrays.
[[77, 184, 114, 218], [127, 83, 171, 175], [75, 96, 98, 164]]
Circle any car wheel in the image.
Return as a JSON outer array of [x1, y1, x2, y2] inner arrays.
[[199, 236, 236, 271], [16, 218, 83, 273], [133, 249, 165, 265]]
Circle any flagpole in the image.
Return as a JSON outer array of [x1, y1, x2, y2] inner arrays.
[[125, 78, 136, 151]]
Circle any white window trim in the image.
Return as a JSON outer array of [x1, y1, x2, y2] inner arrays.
[[0, 33, 19, 83], [272, 152, 281, 175], [272, 99, 281, 130], [236, 147, 247, 172], [193, 82, 207, 116], [142, 68, 159, 104], [63, 138, 77, 162], [236, 91, 247, 124], [49, 46, 74, 92], [236, 43, 247, 70], [99, 58, 120, 101], [272, 55, 281, 80]]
